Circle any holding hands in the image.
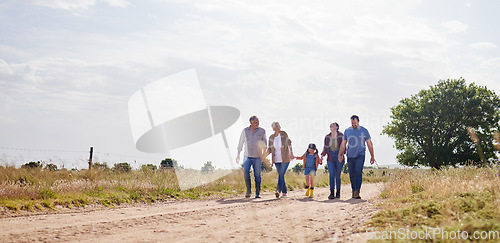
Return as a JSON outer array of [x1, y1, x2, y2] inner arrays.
[[338, 153, 344, 163]]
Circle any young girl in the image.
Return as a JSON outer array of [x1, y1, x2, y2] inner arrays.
[[295, 143, 322, 198]]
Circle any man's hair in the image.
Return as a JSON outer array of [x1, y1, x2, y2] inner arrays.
[[249, 115, 258, 123], [350, 115, 360, 121]]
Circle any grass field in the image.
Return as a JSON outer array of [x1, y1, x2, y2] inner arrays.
[[0, 165, 387, 212], [2, 162, 499, 241], [366, 165, 500, 242]]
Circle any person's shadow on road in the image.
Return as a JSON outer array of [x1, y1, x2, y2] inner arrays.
[[293, 197, 367, 204], [216, 197, 278, 205]]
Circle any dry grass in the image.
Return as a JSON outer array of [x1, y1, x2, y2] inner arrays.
[[0, 165, 389, 213], [367, 165, 500, 242]]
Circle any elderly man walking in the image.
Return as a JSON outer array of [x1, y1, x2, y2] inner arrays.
[[236, 115, 267, 198], [338, 115, 376, 199]]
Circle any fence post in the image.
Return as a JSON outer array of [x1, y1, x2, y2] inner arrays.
[[89, 146, 93, 170]]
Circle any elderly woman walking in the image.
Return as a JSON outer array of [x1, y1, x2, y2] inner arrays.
[[263, 122, 294, 198]]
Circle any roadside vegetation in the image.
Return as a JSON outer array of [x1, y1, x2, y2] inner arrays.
[[0, 161, 389, 213], [366, 164, 500, 242]]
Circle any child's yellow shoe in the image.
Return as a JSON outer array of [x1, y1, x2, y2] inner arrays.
[[309, 188, 314, 198], [305, 187, 310, 197]]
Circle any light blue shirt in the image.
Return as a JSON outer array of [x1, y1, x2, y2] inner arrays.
[[343, 126, 371, 158]]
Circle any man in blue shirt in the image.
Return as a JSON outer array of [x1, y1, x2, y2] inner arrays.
[[338, 115, 376, 199]]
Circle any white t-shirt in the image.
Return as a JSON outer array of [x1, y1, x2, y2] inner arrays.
[[273, 133, 283, 163]]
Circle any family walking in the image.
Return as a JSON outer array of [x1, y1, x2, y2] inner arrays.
[[236, 115, 376, 200]]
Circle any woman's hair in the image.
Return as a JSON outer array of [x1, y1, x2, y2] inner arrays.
[[330, 122, 339, 131], [271, 121, 279, 129], [306, 143, 318, 155]]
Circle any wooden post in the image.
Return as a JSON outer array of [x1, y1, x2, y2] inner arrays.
[[89, 146, 93, 170]]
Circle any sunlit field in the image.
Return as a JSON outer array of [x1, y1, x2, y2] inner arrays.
[[0, 165, 388, 212], [366, 165, 500, 242]]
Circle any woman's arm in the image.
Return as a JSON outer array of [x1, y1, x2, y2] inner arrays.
[[315, 155, 321, 169], [320, 135, 329, 158], [263, 135, 272, 159]]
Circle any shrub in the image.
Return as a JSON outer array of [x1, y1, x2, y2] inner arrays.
[[22, 161, 42, 169], [201, 161, 215, 173], [113, 162, 131, 173], [160, 158, 178, 169], [141, 164, 157, 171], [291, 163, 303, 173], [45, 163, 58, 171], [261, 158, 272, 172], [93, 162, 109, 170]]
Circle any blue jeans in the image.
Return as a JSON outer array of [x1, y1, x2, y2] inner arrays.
[[243, 157, 262, 183], [274, 162, 289, 193], [347, 155, 365, 192], [327, 150, 344, 191]]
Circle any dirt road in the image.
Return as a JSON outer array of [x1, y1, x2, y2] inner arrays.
[[0, 183, 384, 242]]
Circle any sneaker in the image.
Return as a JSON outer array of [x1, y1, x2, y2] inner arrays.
[[245, 193, 251, 198], [353, 191, 361, 199], [281, 193, 287, 198], [255, 195, 261, 199]]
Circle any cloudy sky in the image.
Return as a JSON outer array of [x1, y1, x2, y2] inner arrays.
[[1, 0, 499, 169]]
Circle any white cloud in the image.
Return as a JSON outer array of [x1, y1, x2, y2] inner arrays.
[[2, 0, 499, 168], [100, 0, 130, 8], [29, 0, 97, 10], [28, 0, 130, 10], [442, 20, 469, 33], [470, 42, 497, 50]]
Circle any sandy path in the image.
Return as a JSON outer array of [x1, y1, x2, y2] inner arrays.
[[0, 183, 384, 242]]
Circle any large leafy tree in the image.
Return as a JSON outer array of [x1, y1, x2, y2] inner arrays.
[[383, 79, 500, 169]]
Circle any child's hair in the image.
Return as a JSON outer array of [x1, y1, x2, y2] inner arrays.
[[306, 143, 319, 155]]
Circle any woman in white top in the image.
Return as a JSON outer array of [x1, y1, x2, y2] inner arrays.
[[264, 122, 294, 198]]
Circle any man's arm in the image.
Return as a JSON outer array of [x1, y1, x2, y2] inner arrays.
[[366, 139, 375, 164], [338, 140, 347, 162], [236, 129, 245, 164], [260, 130, 267, 161]]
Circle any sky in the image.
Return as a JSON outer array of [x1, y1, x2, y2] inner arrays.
[[1, 0, 500, 170]]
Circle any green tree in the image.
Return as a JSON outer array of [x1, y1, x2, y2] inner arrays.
[[201, 161, 215, 173], [291, 163, 303, 173], [383, 79, 500, 169], [22, 161, 42, 169], [160, 158, 178, 169], [113, 162, 132, 172]]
